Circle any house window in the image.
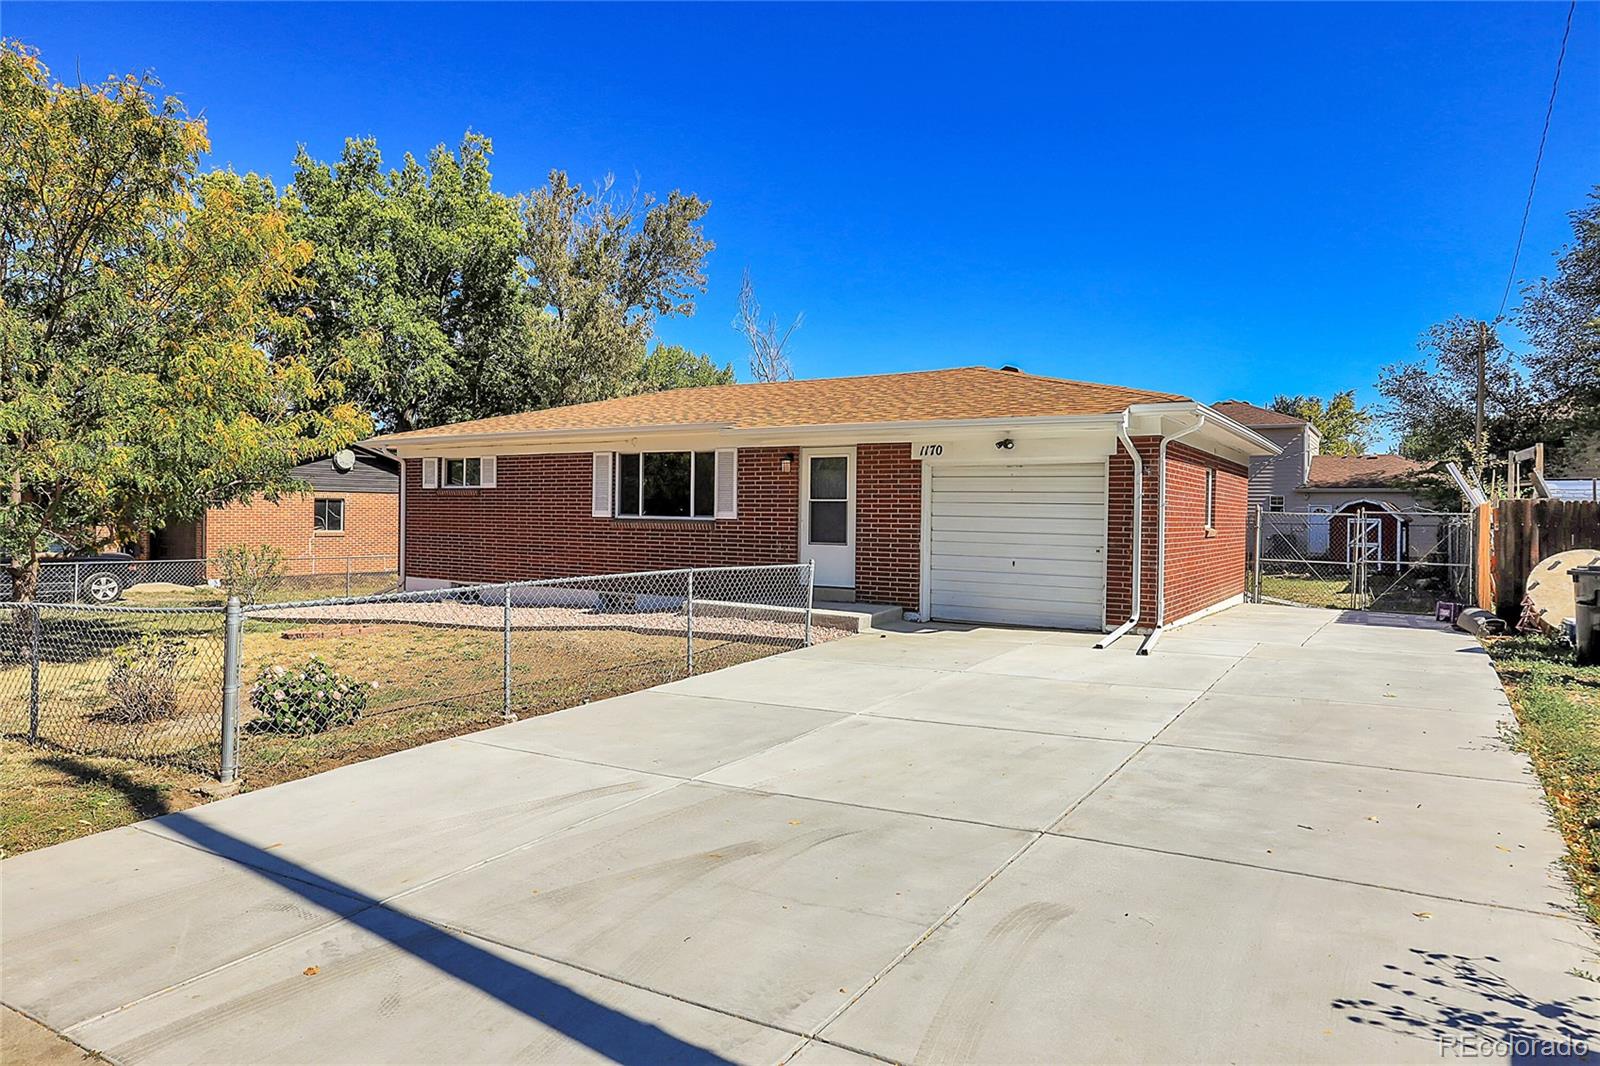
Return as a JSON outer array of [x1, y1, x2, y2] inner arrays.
[[615, 452, 717, 518], [1268, 495, 1285, 512], [313, 498, 345, 533], [1205, 469, 1218, 528], [443, 457, 482, 488]]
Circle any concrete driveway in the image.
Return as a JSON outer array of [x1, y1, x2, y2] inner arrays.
[[4, 605, 1596, 1063]]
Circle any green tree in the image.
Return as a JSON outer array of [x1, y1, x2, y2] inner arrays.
[[286, 145, 716, 429], [634, 343, 735, 393], [521, 171, 713, 408], [285, 135, 535, 431], [0, 42, 366, 601], [1269, 391, 1375, 456], [1376, 316, 1545, 470], [1519, 186, 1600, 441]]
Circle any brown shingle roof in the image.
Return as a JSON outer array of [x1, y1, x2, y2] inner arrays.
[[1212, 400, 1307, 428], [379, 367, 1187, 441], [1306, 454, 1429, 488]]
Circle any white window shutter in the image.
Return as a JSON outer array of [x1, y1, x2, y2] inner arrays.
[[421, 457, 438, 489], [480, 456, 496, 488], [591, 453, 613, 517], [714, 449, 738, 519]]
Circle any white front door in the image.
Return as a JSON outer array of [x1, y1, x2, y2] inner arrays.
[[801, 449, 855, 589]]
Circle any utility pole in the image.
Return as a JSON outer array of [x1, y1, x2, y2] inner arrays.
[[1474, 319, 1489, 478]]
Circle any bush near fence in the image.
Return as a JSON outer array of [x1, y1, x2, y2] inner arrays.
[[1, 564, 821, 784]]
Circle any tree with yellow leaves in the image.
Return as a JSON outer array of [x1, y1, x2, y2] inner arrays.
[[0, 41, 368, 601]]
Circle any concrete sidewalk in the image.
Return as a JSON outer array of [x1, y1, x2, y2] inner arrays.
[[3, 605, 1596, 1063]]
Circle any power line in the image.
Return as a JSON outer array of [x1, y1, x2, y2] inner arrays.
[[1495, 0, 1577, 322]]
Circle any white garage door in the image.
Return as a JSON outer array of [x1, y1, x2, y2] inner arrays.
[[928, 463, 1107, 629]]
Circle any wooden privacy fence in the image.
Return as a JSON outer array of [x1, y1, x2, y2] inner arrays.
[[1485, 499, 1600, 620]]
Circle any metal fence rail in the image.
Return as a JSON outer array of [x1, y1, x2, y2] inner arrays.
[[0, 554, 399, 605], [1248, 507, 1473, 613], [2, 563, 816, 781]]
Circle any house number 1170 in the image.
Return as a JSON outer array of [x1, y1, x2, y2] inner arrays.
[[917, 444, 943, 457]]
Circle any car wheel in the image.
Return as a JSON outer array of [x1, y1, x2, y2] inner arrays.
[[82, 571, 123, 604]]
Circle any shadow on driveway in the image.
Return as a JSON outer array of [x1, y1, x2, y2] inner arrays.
[[152, 811, 735, 1065]]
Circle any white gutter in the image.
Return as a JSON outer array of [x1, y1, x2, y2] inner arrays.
[[375, 412, 1128, 453], [1095, 412, 1145, 650], [1138, 413, 1208, 655]]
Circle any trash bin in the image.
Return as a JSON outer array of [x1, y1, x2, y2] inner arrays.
[[1572, 565, 1600, 667]]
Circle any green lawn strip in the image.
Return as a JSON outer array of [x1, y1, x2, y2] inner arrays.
[[1485, 633, 1600, 925], [0, 743, 211, 857]]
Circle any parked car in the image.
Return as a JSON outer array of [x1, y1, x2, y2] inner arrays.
[[0, 551, 206, 604]]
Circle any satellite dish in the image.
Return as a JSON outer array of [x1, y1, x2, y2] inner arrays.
[[331, 449, 356, 473]]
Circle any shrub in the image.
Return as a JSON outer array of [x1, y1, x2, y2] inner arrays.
[[250, 656, 373, 734], [103, 635, 191, 722], [216, 544, 286, 605]]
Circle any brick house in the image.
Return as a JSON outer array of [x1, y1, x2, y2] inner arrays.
[[374, 367, 1277, 638], [150, 444, 400, 575]]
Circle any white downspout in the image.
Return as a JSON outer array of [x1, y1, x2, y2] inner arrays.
[[1095, 413, 1144, 650], [1138, 414, 1207, 655]]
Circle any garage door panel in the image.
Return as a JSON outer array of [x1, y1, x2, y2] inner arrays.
[[932, 554, 1103, 578], [933, 575, 1103, 597], [932, 515, 1106, 537], [934, 534, 1094, 560], [931, 532, 1105, 554], [932, 500, 1107, 519], [932, 490, 1107, 507], [927, 462, 1108, 630], [928, 602, 1101, 629]]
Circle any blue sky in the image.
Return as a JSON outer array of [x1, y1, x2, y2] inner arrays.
[[8, 2, 1598, 443]]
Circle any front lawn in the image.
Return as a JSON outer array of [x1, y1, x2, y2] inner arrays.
[[2, 607, 822, 856], [1485, 633, 1600, 924]]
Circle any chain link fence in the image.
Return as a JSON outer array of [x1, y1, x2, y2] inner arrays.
[[1248, 507, 1474, 613], [0, 554, 398, 606], [2, 563, 819, 782]]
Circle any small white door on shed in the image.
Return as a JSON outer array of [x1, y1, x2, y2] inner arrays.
[[928, 463, 1107, 629]]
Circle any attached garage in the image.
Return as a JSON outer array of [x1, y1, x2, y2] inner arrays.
[[927, 462, 1107, 629]]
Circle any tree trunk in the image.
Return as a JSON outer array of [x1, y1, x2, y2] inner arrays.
[[7, 556, 39, 603]]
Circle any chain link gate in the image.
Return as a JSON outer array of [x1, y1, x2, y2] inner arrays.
[[1248, 506, 1474, 614]]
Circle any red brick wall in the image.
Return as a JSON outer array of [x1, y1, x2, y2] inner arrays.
[[1162, 442, 1248, 623], [403, 448, 801, 583], [1106, 436, 1162, 626], [1106, 437, 1248, 628], [855, 443, 921, 609], [204, 491, 398, 575]]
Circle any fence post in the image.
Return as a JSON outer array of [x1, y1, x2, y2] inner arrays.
[[685, 569, 695, 676], [28, 604, 40, 743], [1251, 506, 1263, 605], [804, 562, 815, 646], [345, 558, 352, 597], [220, 596, 241, 783], [502, 586, 513, 720], [73, 561, 82, 605]]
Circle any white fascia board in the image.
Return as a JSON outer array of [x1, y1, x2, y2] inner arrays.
[[386, 413, 1127, 457], [1129, 402, 1281, 457]]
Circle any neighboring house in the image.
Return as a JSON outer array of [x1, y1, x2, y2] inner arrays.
[[1213, 400, 1441, 565], [373, 367, 1278, 633], [149, 442, 400, 574]]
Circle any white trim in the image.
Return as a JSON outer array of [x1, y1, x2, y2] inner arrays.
[[591, 453, 613, 517], [397, 463, 407, 582], [799, 448, 855, 587], [714, 449, 738, 519], [918, 458, 933, 622], [1162, 592, 1245, 631]]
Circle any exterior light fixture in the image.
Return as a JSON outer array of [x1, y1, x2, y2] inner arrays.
[[996, 438, 1015, 450], [781, 453, 795, 472]]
